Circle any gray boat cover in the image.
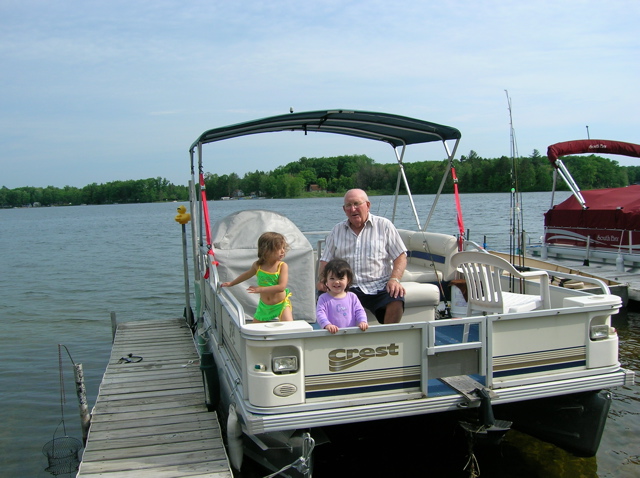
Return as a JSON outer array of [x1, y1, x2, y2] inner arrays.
[[211, 209, 317, 322]]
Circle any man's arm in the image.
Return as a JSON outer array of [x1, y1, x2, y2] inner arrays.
[[386, 253, 406, 298], [316, 260, 328, 292]]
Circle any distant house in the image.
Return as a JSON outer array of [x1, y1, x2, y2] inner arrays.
[[308, 184, 321, 192]]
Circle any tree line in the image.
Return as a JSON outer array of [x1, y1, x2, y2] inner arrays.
[[0, 177, 190, 208], [2, 151, 639, 208], [202, 151, 637, 198]]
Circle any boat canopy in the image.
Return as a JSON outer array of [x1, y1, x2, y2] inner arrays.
[[547, 139, 640, 210], [190, 109, 462, 232], [547, 140, 640, 167], [190, 109, 461, 151], [545, 184, 640, 231]]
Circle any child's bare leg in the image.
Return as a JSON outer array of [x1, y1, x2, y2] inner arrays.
[[279, 306, 293, 321]]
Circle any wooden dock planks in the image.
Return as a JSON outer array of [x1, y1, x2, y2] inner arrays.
[[542, 256, 640, 302], [77, 318, 232, 478]]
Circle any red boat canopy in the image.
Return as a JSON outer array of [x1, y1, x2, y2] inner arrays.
[[547, 140, 640, 168], [545, 184, 640, 231]]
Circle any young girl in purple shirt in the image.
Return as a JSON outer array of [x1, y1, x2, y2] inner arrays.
[[316, 259, 369, 333]]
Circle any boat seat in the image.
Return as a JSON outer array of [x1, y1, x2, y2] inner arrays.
[[365, 280, 440, 323], [398, 229, 459, 285], [450, 251, 551, 315], [212, 210, 317, 324], [403, 281, 440, 307]]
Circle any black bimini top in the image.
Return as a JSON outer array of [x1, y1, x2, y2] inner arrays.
[[189, 109, 461, 152]]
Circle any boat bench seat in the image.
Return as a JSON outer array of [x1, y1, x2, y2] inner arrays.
[[365, 280, 440, 323], [360, 230, 456, 323], [398, 230, 459, 285]]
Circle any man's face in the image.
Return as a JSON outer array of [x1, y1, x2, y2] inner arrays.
[[343, 192, 370, 229]]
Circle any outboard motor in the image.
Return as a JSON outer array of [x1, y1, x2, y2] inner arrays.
[[459, 388, 512, 446]]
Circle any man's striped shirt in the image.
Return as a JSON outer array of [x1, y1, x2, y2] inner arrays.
[[321, 214, 406, 295]]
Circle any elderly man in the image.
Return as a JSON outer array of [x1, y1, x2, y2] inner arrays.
[[317, 189, 407, 324]]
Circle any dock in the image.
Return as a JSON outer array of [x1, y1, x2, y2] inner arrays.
[[557, 260, 640, 303], [492, 250, 639, 305], [77, 318, 233, 478], [535, 254, 640, 303]]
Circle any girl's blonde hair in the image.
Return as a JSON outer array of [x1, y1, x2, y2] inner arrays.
[[257, 232, 289, 265]]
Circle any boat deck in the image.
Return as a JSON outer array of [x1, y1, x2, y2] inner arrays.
[[76, 318, 232, 478]]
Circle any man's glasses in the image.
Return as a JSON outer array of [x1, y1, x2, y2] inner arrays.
[[344, 201, 366, 209]]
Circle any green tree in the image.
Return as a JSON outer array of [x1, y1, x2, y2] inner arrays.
[[0, 186, 8, 206], [241, 170, 264, 196], [316, 177, 328, 191]]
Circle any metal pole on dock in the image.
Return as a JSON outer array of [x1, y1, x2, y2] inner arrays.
[[110, 311, 117, 343], [181, 223, 193, 327], [175, 205, 193, 328], [584, 236, 591, 266]]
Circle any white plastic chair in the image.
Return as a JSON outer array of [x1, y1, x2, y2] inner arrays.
[[450, 251, 551, 315]]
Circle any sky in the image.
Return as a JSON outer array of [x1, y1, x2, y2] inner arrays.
[[1, 0, 639, 189]]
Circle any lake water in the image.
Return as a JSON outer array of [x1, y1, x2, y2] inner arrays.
[[0, 192, 638, 478]]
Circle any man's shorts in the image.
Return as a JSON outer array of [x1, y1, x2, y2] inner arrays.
[[350, 287, 405, 324]]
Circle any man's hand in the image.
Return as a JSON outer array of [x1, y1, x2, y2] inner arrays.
[[386, 278, 405, 298]]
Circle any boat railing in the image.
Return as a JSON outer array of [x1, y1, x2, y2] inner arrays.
[[462, 240, 490, 253], [314, 237, 326, 272], [540, 226, 640, 266], [427, 316, 486, 356], [198, 245, 247, 326], [426, 316, 488, 386], [461, 240, 613, 296], [544, 270, 611, 295]]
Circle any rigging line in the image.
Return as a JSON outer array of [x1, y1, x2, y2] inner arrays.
[[58, 343, 76, 365], [416, 230, 450, 313], [55, 344, 78, 439], [57, 344, 68, 437]]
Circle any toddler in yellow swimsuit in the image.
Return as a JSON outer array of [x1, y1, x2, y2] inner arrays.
[[221, 232, 293, 322]]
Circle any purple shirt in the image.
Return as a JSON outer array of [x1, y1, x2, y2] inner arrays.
[[316, 292, 368, 329]]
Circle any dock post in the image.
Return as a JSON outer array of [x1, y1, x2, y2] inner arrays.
[[73, 363, 91, 445], [110, 311, 117, 343]]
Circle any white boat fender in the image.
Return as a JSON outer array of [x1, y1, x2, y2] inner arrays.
[[227, 403, 243, 470]]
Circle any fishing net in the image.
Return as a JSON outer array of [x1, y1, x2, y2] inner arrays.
[[42, 345, 83, 475], [42, 436, 82, 475]]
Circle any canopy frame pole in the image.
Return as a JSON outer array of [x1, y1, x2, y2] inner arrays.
[[555, 159, 586, 208], [551, 169, 558, 208], [197, 143, 205, 248], [423, 138, 460, 231], [391, 143, 422, 229]]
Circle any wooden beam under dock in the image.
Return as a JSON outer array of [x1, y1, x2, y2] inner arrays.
[[77, 318, 232, 478]]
